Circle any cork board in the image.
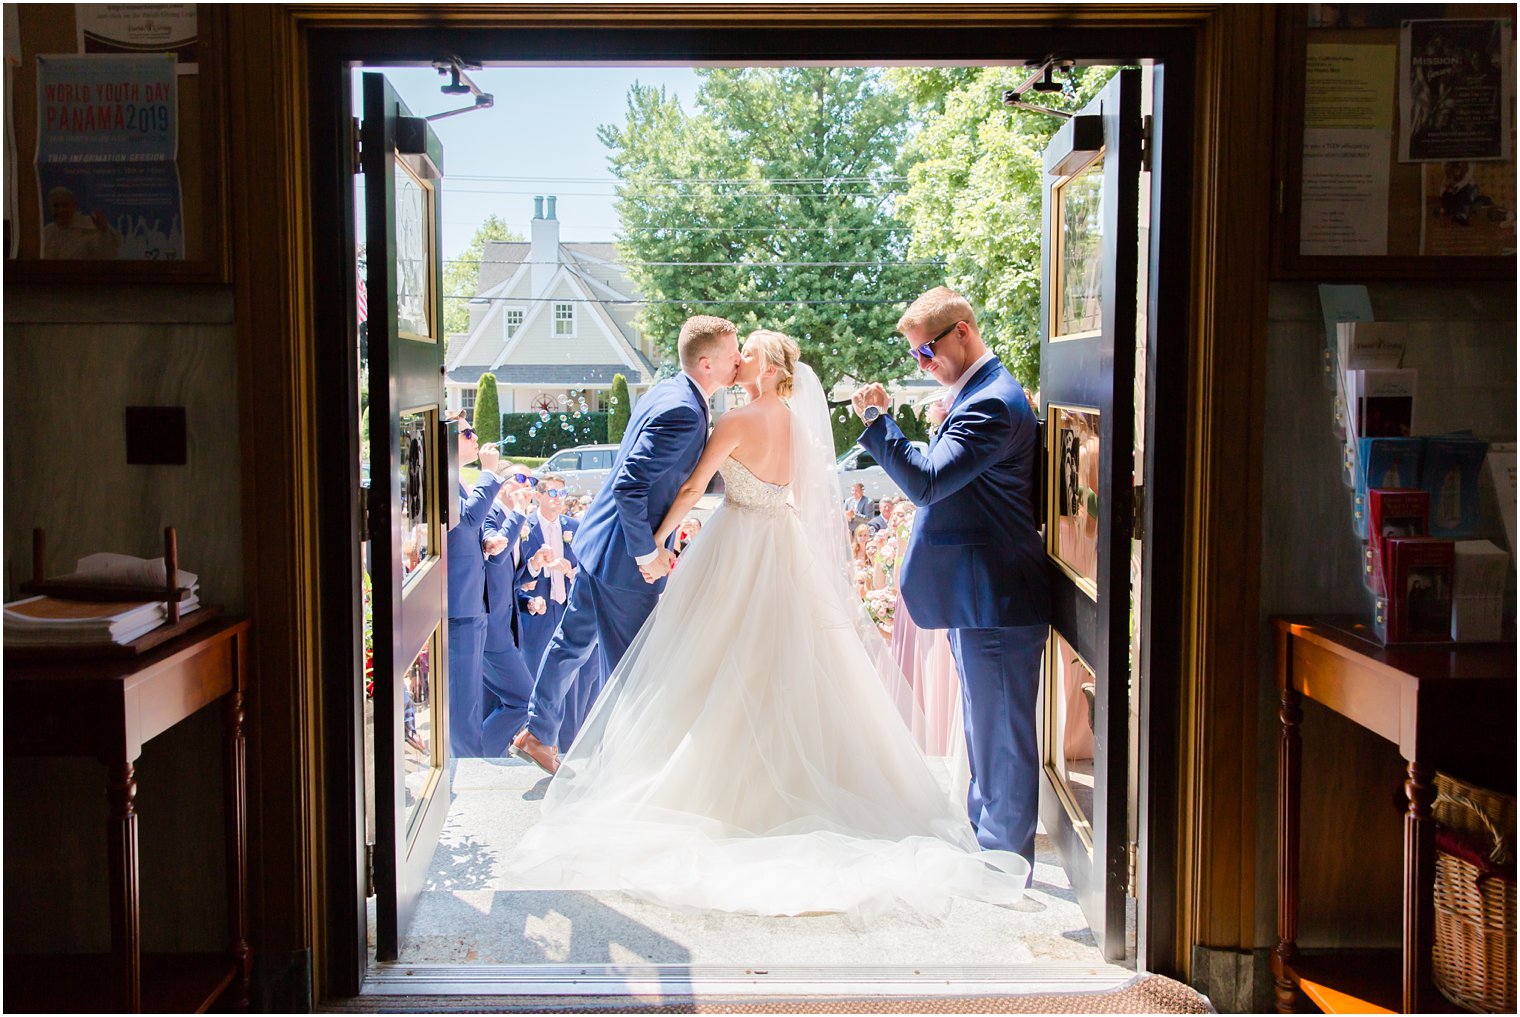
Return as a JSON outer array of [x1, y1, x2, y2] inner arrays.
[[1273, 4, 1517, 278]]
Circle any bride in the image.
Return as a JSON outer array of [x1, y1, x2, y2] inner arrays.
[[507, 330, 1030, 917]]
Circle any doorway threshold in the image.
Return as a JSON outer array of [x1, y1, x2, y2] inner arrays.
[[361, 961, 1139, 997]]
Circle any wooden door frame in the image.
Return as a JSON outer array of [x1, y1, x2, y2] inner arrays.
[[225, 3, 1273, 1004]]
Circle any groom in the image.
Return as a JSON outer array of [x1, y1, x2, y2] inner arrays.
[[510, 315, 742, 774], [852, 287, 1050, 867]]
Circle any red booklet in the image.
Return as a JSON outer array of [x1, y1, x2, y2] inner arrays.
[[1368, 488, 1429, 581], [1382, 537, 1454, 644]]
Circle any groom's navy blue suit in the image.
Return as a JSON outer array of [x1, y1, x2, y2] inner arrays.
[[858, 356, 1049, 865], [523, 374, 710, 748]]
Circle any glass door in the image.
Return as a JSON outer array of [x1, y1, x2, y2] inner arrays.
[[361, 71, 450, 961], [1036, 66, 1143, 961]]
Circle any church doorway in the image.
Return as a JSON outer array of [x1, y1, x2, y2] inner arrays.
[[307, 16, 1195, 1005]]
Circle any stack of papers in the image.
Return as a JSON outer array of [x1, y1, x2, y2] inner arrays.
[[4, 552, 201, 648], [5, 593, 201, 647]]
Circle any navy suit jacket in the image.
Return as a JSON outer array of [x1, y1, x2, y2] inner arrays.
[[446, 475, 503, 620], [572, 374, 709, 592], [515, 511, 581, 603], [849, 495, 871, 517], [857, 358, 1049, 630], [481, 505, 532, 652]]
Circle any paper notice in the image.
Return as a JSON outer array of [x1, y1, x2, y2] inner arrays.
[[1300, 128, 1392, 255], [1306, 44, 1397, 130]]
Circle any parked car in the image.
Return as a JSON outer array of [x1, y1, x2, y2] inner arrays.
[[535, 444, 619, 498], [836, 441, 929, 501]]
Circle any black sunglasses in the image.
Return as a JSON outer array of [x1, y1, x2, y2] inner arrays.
[[512, 473, 539, 486], [460, 427, 477, 440], [910, 320, 964, 361]]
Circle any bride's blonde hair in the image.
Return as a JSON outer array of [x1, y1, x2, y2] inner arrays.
[[745, 329, 801, 399]]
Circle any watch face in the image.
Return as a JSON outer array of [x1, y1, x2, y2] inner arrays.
[[863, 405, 882, 424]]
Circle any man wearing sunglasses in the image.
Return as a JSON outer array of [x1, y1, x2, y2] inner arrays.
[[513, 474, 598, 751], [851, 286, 1049, 876], [445, 414, 527, 758]]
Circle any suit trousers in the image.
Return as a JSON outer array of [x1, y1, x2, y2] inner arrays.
[[480, 644, 533, 757], [948, 623, 1048, 867], [526, 571, 658, 747], [446, 615, 489, 759]]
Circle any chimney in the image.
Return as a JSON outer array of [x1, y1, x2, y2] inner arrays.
[[530, 194, 559, 298]]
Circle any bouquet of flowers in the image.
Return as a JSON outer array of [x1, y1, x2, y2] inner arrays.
[[863, 587, 896, 635]]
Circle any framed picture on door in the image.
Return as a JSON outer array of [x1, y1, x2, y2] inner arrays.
[[1048, 404, 1101, 597]]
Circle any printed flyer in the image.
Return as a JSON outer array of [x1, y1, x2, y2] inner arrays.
[[1400, 18, 1513, 162], [76, 5, 198, 74], [35, 54, 182, 260]]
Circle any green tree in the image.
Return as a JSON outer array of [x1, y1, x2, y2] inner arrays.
[[607, 373, 631, 444], [890, 67, 1115, 389], [443, 214, 524, 339], [600, 70, 943, 393], [473, 372, 501, 446]]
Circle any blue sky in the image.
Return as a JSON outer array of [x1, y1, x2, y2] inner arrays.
[[362, 66, 703, 260]]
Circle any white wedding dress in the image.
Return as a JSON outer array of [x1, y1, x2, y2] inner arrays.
[[507, 366, 1029, 918]]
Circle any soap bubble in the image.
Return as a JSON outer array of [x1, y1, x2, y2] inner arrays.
[[503, 435, 517, 445]]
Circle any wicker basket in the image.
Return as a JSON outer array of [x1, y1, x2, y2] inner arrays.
[[1432, 772, 1516, 1013]]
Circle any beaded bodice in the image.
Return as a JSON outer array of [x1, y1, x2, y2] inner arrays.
[[718, 456, 791, 514]]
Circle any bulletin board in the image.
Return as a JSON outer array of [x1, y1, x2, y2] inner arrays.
[[1272, 4, 1517, 279], [4, 5, 226, 283]]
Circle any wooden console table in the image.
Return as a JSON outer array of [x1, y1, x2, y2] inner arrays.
[[1272, 616, 1515, 1014], [3, 617, 251, 1013]]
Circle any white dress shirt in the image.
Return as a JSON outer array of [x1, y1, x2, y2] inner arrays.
[[944, 350, 997, 409], [531, 513, 568, 604]]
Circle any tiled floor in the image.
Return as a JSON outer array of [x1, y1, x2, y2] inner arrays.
[[377, 756, 1117, 971]]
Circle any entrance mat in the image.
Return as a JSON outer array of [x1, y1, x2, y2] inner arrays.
[[330, 974, 1214, 1013]]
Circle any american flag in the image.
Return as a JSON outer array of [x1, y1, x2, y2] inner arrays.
[[356, 263, 368, 323]]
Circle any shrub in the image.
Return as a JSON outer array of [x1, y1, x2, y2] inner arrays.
[[473, 373, 501, 447], [608, 373, 631, 445], [496, 411, 610, 457]]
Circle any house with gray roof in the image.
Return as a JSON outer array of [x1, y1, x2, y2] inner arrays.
[[445, 195, 664, 422]]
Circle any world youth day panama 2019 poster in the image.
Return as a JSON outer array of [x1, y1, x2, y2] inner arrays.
[[35, 54, 182, 260]]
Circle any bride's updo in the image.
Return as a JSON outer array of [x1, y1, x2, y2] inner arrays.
[[745, 329, 801, 398]]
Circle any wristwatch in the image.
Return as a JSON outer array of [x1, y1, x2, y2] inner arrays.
[[861, 405, 883, 425]]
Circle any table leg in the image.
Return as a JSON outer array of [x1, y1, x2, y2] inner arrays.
[[1403, 760, 1435, 1014], [226, 684, 251, 1009], [107, 759, 141, 1013], [1273, 687, 1303, 1014]]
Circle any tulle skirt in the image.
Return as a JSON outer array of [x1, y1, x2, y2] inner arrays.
[[506, 500, 1029, 917]]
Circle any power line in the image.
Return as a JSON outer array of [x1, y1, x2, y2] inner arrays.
[[438, 294, 919, 305], [442, 258, 942, 267], [439, 224, 914, 232], [445, 188, 907, 198], [446, 174, 911, 184]]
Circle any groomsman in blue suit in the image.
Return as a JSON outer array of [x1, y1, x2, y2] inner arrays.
[[479, 471, 538, 757], [513, 473, 599, 750], [510, 316, 742, 774], [853, 287, 1050, 869], [445, 421, 519, 759]]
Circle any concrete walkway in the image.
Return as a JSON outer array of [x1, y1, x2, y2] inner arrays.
[[381, 757, 1116, 972]]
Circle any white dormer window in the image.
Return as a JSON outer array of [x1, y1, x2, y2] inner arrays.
[[504, 307, 524, 339], [554, 302, 576, 337]]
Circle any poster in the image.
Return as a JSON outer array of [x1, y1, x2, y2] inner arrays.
[[1420, 158, 1517, 255], [1299, 128, 1392, 255], [76, 5, 198, 75], [35, 54, 183, 261], [1400, 18, 1513, 162], [1306, 44, 1397, 130]]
